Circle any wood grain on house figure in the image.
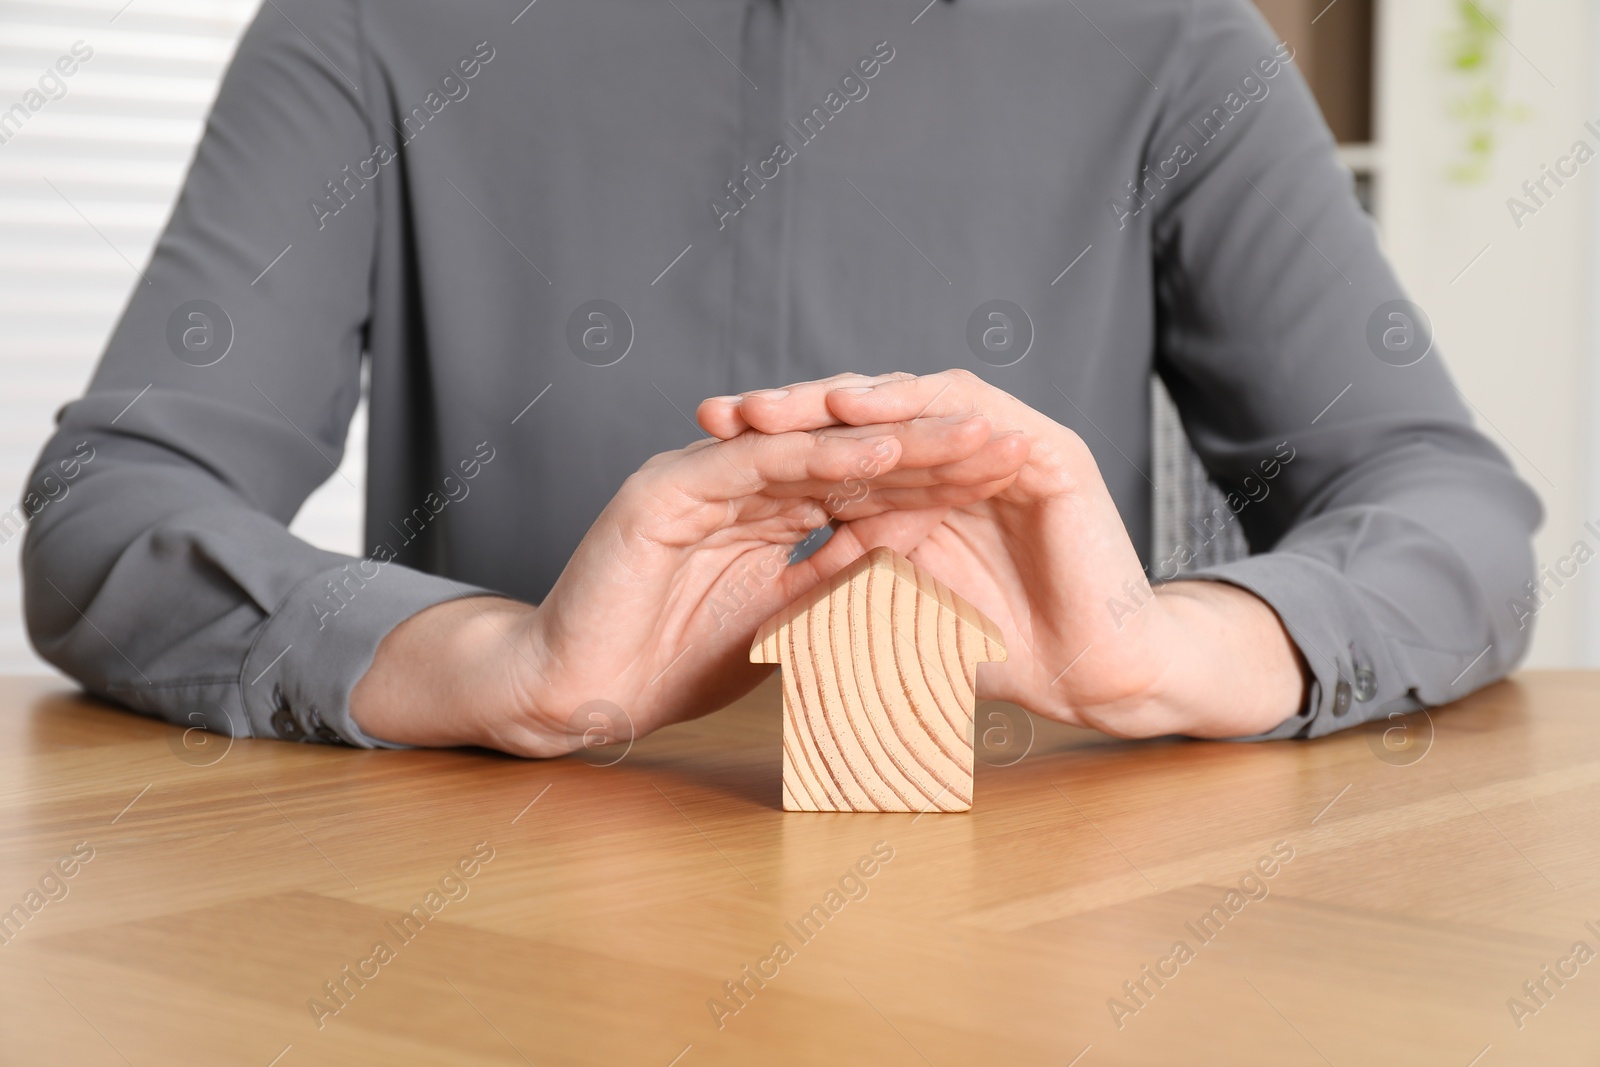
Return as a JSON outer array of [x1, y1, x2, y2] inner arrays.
[[751, 546, 1007, 813]]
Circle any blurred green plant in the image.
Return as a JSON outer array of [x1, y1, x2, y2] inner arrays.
[[1441, 0, 1530, 184]]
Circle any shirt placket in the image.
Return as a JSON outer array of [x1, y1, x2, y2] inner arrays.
[[727, 0, 790, 392]]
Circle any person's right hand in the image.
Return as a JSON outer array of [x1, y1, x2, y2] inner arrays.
[[699, 371, 1309, 740], [350, 416, 1029, 756]]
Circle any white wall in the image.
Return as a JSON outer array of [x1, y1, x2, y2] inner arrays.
[[1376, 0, 1597, 666]]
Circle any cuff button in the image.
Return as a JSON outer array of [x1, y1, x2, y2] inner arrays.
[[1332, 679, 1353, 717], [307, 706, 342, 745], [271, 706, 305, 741], [1354, 667, 1377, 703]]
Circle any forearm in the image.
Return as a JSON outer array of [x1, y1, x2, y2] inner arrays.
[[349, 595, 541, 751], [17, 0, 463, 743], [22, 421, 499, 746]]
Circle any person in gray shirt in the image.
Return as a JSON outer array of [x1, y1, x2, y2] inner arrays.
[[21, 0, 1540, 753]]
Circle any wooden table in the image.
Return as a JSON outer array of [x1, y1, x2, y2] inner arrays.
[[2, 672, 1597, 1066]]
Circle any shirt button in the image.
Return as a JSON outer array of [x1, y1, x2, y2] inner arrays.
[[307, 706, 342, 745], [1332, 679, 1353, 717], [1353, 667, 1377, 703], [271, 706, 304, 741]]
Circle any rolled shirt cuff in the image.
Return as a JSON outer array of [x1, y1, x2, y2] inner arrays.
[[239, 558, 499, 747]]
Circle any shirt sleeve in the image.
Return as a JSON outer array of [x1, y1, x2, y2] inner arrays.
[[20, 0, 493, 747], [1145, 0, 1543, 738]]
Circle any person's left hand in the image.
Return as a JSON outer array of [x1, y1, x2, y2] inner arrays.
[[698, 371, 1308, 739]]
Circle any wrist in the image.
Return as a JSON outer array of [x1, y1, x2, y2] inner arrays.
[[1140, 580, 1309, 738], [350, 595, 540, 749]]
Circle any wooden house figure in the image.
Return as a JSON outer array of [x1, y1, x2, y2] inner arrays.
[[750, 546, 1007, 813]]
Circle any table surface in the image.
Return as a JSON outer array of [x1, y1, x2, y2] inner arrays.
[[2, 672, 1598, 1066]]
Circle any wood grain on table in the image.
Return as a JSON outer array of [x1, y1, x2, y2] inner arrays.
[[1, 672, 1597, 1066]]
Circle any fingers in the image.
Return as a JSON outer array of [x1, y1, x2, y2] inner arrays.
[[821, 426, 1029, 491], [748, 426, 1025, 525], [697, 372, 917, 439], [745, 419, 1029, 502], [627, 411, 1030, 543], [809, 413, 996, 470], [821, 374, 1100, 508], [822, 475, 1022, 522], [698, 369, 1021, 441], [822, 369, 1017, 428], [695, 397, 748, 440], [649, 429, 904, 507], [665, 413, 991, 502]]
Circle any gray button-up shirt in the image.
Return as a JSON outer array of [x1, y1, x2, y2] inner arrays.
[[21, 0, 1541, 747]]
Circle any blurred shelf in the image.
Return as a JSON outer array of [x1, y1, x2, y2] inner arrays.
[[1337, 141, 1382, 175], [1252, 0, 1375, 144], [1252, 0, 1379, 218]]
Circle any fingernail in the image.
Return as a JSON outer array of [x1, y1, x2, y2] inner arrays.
[[838, 386, 875, 394], [709, 395, 743, 405], [748, 389, 789, 400]]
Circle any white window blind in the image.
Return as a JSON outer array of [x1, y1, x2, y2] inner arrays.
[[0, 0, 366, 674]]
